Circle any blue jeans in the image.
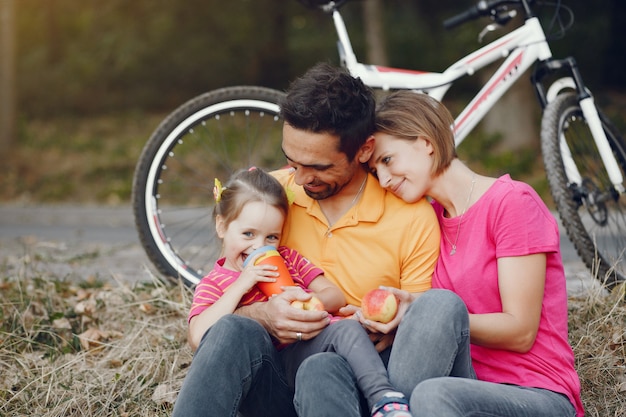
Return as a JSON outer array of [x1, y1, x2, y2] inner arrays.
[[282, 319, 397, 411], [171, 315, 398, 417], [294, 289, 576, 417], [171, 315, 296, 417]]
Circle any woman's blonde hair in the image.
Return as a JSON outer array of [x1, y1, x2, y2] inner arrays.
[[375, 91, 457, 176]]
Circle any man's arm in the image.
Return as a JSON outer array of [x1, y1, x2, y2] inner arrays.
[[234, 291, 331, 344]]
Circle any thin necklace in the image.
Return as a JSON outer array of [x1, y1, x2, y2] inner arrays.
[[321, 174, 367, 230], [443, 174, 476, 256], [349, 175, 368, 207]]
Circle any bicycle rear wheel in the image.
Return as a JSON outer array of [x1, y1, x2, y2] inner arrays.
[[541, 92, 626, 289], [132, 86, 286, 287]]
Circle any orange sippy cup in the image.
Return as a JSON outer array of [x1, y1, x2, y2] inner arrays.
[[243, 246, 295, 296]]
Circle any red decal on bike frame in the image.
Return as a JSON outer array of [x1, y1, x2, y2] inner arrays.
[[373, 65, 427, 75], [463, 37, 516, 66], [455, 50, 524, 133]]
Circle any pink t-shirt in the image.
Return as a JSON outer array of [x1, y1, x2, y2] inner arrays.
[[189, 246, 324, 322], [432, 175, 583, 417]]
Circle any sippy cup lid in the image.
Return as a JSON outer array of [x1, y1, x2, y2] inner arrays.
[[242, 245, 278, 268]]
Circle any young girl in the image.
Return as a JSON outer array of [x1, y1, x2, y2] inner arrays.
[[366, 91, 583, 416], [179, 167, 412, 417]]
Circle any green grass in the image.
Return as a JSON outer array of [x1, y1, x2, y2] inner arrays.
[[2, 112, 553, 205], [2, 113, 165, 204]]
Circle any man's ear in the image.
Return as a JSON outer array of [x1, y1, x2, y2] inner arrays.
[[357, 135, 375, 163], [215, 215, 226, 238]]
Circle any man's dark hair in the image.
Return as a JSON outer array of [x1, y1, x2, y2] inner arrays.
[[279, 62, 376, 161]]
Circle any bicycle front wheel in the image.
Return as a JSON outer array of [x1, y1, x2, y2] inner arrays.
[[541, 92, 626, 289], [132, 86, 286, 287]]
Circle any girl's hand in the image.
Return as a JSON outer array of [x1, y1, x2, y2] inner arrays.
[[232, 253, 278, 293]]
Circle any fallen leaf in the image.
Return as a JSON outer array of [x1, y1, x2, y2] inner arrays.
[[139, 303, 154, 314], [78, 328, 107, 350], [152, 383, 177, 405], [74, 299, 97, 316], [52, 317, 72, 330]]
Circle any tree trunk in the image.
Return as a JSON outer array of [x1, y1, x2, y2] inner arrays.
[[605, 0, 626, 88], [363, 0, 388, 66], [0, 0, 16, 153], [481, 68, 539, 150]]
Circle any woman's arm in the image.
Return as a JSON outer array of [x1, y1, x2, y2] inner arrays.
[[469, 253, 546, 353]]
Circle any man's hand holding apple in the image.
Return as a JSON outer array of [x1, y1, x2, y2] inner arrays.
[[241, 287, 330, 344]]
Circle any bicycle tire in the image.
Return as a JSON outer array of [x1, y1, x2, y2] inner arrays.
[[541, 92, 626, 289], [132, 86, 286, 287]]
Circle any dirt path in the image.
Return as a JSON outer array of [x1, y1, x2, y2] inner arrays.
[[0, 204, 158, 285]]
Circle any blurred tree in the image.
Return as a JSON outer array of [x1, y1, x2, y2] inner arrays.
[[604, 0, 626, 89], [363, 0, 388, 65], [11, 0, 623, 118], [0, 0, 16, 152]]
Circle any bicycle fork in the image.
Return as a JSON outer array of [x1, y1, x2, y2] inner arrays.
[[533, 57, 625, 195]]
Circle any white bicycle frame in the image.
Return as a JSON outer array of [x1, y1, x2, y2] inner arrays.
[[332, 8, 625, 193]]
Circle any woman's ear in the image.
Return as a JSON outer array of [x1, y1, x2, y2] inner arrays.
[[215, 215, 226, 238], [357, 135, 376, 163], [419, 136, 435, 155]]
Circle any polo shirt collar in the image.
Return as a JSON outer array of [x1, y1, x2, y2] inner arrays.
[[289, 173, 385, 224]]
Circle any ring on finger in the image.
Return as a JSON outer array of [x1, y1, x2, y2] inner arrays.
[[296, 332, 302, 342]]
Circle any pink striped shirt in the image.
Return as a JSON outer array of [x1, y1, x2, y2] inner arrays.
[[189, 246, 325, 322]]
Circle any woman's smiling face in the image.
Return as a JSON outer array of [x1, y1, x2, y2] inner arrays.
[[369, 132, 434, 203]]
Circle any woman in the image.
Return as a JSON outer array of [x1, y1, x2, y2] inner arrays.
[[366, 91, 583, 416]]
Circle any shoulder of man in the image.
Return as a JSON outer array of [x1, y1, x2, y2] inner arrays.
[[270, 167, 293, 184]]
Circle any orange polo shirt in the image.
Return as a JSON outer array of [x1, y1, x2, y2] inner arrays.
[[273, 169, 440, 306]]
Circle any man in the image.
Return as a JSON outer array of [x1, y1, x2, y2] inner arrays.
[[172, 63, 440, 417]]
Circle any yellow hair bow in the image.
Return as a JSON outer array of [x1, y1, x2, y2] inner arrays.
[[213, 178, 226, 203]]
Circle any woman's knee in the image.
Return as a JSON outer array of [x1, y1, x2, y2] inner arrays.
[[405, 289, 467, 324], [410, 378, 463, 413]]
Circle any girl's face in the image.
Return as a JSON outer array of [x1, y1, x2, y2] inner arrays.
[[216, 201, 285, 271], [369, 132, 434, 203]]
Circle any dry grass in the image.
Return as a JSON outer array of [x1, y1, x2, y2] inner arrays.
[[0, 251, 193, 416], [568, 282, 626, 416], [1, 246, 625, 416]]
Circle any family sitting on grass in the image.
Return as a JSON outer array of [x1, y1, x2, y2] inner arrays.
[[172, 62, 584, 417]]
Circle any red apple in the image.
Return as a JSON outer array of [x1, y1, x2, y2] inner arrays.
[[291, 295, 325, 311], [361, 288, 398, 323]]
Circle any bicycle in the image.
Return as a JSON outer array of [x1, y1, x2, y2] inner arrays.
[[132, 0, 626, 289]]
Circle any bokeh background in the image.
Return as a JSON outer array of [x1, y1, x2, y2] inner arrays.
[[1, 0, 624, 204]]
